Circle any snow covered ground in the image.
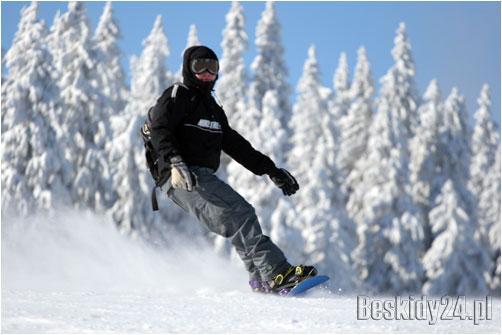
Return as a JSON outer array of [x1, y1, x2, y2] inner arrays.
[[4, 288, 501, 333], [2, 212, 500, 333]]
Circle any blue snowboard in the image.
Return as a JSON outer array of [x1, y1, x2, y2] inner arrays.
[[287, 275, 330, 296]]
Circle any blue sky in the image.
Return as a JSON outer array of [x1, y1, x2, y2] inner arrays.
[[2, 1, 500, 126]]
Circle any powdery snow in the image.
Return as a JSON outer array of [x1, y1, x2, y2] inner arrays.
[[2, 211, 500, 333], [5, 289, 500, 334]]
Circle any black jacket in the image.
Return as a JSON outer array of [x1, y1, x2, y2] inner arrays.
[[149, 84, 276, 176]]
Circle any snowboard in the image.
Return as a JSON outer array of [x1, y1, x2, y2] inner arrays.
[[281, 275, 330, 296]]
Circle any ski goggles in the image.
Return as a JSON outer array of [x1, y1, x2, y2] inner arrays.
[[190, 58, 219, 75]]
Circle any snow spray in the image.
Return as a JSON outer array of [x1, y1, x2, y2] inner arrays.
[[2, 210, 247, 293]]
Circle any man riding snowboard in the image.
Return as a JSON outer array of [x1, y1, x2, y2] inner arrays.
[[148, 45, 317, 294]]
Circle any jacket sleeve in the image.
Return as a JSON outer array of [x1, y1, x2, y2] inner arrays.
[[221, 112, 276, 176], [149, 88, 185, 169]]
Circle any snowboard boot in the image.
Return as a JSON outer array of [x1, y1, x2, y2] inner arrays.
[[268, 264, 318, 295]]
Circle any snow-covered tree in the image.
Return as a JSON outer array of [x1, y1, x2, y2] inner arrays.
[[289, 46, 330, 181], [129, 15, 170, 108], [422, 180, 492, 295], [348, 23, 424, 293], [109, 17, 165, 226], [175, 24, 201, 82], [217, 1, 248, 130], [409, 80, 444, 205], [254, 90, 289, 232], [337, 47, 374, 191], [110, 15, 169, 231], [248, 1, 290, 129], [469, 84, 499, 217], [93, 1, 128, 208], [391, 22, 420, 136], [226, 90, 286, 229], [409, 79, 445, 248], [109, 15, 182, 236], [484, 147, 501, 292], [331, 52, 351, 122], [46, 2, 110, 211], [185, 24, 200, 50], [288, 46, 354, 289], [439, 88, 473, 212], [334, 52, 350, 96], [2, 2, 69, 215], [93, 1, 127, 113], [348, 87, 425, 293], [46, 9, 62, 75], [468, 84, 500, 292], [216, 1, 248, 185]]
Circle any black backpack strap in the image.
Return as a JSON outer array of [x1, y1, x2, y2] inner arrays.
[[171, 82, 189, 100], [151, 187, 159, 211]]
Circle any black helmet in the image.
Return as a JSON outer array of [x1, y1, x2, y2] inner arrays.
[[182, 45, 219, 93]]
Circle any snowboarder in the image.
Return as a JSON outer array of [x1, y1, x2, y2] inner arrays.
[[148, 45, 317, 294]]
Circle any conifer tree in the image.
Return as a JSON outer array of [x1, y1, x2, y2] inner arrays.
[[409, 79, 445, 248], [217, 1, 248, 185], [2, 2, 70, 215], [289, 46, 354, 289], [217, 1, 248, 129], [422, 180, 491, 295], [289, 46, 329, 180], [331, 52, 351, 122], [255, 90, 289, 233], [186, 24, 201, 50], [337, 47, 374, 192], [226, 89, 286, 228], [93, 1, 128, 208], [392, 22, 420, 136], [109, 16, 181, 235], [47, 2, 110, 210], [175, 24, 201, 82], [485, 148, 501, 292], [470, 84, 499, 216], [348, 23, 424, 293], [248, 1, 290, 129], [439, 88, 473, 212], [93, 1, 127, 114], [469, 84, 501, 292], [129, 15, 170, 107]]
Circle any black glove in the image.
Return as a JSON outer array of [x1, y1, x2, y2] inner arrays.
[[268, 168, 299, 196], [169, 155, 196, 191]]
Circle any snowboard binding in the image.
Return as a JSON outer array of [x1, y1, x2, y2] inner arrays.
[[249, 265, 322, 296]]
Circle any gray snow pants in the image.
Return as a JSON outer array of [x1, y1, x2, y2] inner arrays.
[[162, 166, 290, 280]]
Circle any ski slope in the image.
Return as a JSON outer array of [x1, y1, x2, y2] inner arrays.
[[2, 211, 500, 333]]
